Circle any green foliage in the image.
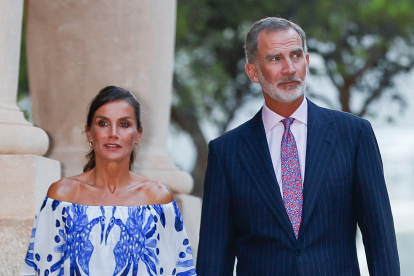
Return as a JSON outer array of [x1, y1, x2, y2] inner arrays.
[[175, 0, 414, 122], [17, 9, 31, 122], [18, 14, 29, 102], [173, 0, 414, 195], [360, 0, 414, 27]]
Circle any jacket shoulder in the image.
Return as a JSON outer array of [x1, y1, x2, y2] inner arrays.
[[309, 100, 372, 128], [209, 110, 262, 147]]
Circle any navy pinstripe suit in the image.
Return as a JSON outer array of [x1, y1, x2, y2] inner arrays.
[[197, 99, 399, 276]]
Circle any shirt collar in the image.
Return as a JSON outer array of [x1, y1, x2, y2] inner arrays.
[[262, 96, 308, 133]]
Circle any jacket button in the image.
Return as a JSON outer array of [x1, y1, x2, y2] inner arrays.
[[296, 250, 302, 256]]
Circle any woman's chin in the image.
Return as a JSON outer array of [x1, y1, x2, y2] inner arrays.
[[97, 153, 131, 165]]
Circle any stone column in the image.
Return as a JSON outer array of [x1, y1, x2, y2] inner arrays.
[[26, 0, 201, 258], [0, 0, 61, 274], [0, 0, 48, 155]]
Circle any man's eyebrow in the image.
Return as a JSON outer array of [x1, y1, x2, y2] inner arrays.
[[265, 48, 303, 59], [292, 48, 304, 54], [264, 52, 282, 59]]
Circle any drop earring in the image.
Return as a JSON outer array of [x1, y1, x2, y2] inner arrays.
[[89, 142, 93, 148]]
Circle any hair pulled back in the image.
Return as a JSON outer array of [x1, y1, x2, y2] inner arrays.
[[83, 86, 142, 172]]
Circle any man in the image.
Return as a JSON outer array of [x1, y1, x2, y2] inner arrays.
[[196, 17, 399, 275]]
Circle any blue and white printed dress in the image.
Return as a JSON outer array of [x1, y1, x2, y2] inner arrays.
[[21, 197, 197, 276]]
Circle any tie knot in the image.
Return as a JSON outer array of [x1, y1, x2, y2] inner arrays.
[[282, 117, 295, 130]]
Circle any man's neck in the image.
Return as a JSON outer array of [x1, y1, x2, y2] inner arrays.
[[264, 94, 305, 118]]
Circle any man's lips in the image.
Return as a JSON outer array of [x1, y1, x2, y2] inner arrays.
[[278, 77, 302, 87], [279, 81, 299, 87]]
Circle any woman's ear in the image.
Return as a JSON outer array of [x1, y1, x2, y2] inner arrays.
[[85, 124, 92, 142], [135, 126, 143, 143]]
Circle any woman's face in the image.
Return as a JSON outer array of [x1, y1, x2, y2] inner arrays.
[[86, 100, 141, 165]]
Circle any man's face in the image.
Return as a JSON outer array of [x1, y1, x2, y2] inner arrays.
[[245, 28, 309, 103]]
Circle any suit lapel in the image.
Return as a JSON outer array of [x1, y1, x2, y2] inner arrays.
[[238, 110, 297, 242], [300, 99, 336, 233]]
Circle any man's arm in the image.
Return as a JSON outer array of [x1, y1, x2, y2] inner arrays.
[[354, 120, 400, 275], [196, 140, 236, 276]]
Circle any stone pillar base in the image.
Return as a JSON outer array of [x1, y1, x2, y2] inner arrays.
[[175, 194, 202, 262], [0, 123, 49, 155], [0, 155, 61, 218], [0, 218, 34, 275], [138, 166, 194, 195], [134, 154, 194, 194], [0, 155, 61, 274]]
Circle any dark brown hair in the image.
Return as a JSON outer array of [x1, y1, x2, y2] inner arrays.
[[83, 86, 142, 172]]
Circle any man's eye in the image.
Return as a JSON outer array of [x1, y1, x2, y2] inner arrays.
[[292, 53, 302, 59], [269, 57, 280, 62]]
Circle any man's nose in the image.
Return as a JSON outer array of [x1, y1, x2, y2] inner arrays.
[[282, 58, 296, 76]]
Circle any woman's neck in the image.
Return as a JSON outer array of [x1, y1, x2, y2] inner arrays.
[[91, 159, 132, 193]]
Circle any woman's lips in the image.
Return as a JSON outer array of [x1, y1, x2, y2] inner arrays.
[[104, 143, 121, 148]]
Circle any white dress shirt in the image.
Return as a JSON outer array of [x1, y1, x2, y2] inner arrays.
[[262, 97, 308, 196]]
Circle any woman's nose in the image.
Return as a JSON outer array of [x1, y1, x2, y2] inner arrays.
[[109, 125, 118, 138]]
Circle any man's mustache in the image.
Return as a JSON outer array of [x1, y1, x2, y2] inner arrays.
[[276, 77, 304, 85]]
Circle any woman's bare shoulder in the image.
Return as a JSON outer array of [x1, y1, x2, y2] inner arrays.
[[131, 174, 174, 205], [46, 176, 84, 202], [146, 180, 174, 204]]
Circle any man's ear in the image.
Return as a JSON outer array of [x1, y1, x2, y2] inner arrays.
[[245, 63, 259, 83]]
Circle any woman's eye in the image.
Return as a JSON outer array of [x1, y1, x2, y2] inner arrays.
[[98, 121, 108, 127], [120, 122, 130, 128]]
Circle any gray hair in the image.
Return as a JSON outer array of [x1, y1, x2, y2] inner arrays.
[[244, 17, 308, 63]]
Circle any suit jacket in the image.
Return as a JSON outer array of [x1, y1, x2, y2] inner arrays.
[[196, 99, 399, 276]]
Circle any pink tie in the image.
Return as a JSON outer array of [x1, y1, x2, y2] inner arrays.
[[281, 117, 303, 239]]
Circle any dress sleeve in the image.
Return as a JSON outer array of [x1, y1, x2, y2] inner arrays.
[[157, 201, 197, 276], [21, 197, 67, 276]]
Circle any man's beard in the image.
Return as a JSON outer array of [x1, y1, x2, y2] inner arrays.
[[257, 69, 307, 103]]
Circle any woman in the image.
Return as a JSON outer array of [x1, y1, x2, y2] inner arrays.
[[22, 86, 197, 276]]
